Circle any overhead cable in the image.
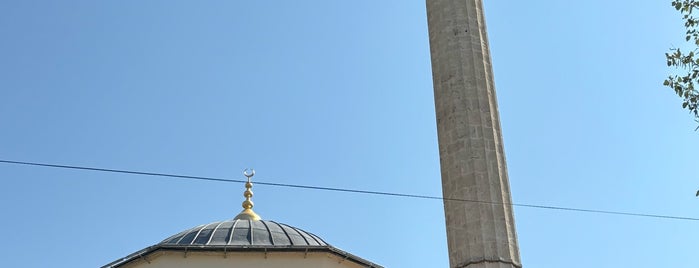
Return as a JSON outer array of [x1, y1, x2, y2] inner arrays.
[[0, 159, 697, 222]]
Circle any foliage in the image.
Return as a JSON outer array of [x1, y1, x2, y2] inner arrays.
[[665, 0, 699, 129]]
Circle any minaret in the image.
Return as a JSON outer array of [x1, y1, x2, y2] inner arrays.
[[233, 169, 262, 220], [425, 1, 522, 268]]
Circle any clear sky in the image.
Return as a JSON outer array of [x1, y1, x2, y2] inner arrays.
[[1, 1, 697, 267]]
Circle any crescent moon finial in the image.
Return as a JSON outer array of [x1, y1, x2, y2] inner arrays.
[[243, 168, 255, 181], [234, 168, 261, 221]]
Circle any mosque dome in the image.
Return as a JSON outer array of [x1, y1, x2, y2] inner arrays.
[[157, 170, 329, 248], [159, 219, 328, 247]]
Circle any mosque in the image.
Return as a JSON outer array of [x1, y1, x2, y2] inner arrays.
[[103, 0, 523, 267], [102, 170, 382, 268]]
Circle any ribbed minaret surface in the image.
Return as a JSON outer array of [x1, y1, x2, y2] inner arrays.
[[426, 1, 521, 268]]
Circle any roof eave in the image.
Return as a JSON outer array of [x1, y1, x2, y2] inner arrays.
[[102, 245, 383, 268]]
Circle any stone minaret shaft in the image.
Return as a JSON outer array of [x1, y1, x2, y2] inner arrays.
[[426, 1, 521, 268]]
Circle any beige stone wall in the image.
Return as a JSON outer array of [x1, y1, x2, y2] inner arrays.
[[426, 0, 521, 267], [120, 250, 368, 268]]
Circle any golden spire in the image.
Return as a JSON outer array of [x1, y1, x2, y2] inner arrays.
[[233, 169, 262, 220]]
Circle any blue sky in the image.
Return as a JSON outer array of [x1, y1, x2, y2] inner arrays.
[[1, 1, 697, 267]]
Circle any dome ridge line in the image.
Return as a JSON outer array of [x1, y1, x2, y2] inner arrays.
[[206, 221, 225, 245], [275, 221, 296, 246], [259, 220, 275, 245], [248, 220, 254, 246], [191, 222, 214, 245], [226, 219, 239, 246]]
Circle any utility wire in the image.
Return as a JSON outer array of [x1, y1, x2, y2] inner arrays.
[[1, 159, 697, 222]]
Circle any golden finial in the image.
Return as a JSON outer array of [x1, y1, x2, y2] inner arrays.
[[234, 169, 261, 220]]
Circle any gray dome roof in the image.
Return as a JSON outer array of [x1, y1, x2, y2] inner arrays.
[[160, 219, 328, 247], [104, 218, 383, 268]]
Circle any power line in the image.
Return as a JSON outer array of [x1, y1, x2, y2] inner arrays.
[[1, 159, 697, 222]]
